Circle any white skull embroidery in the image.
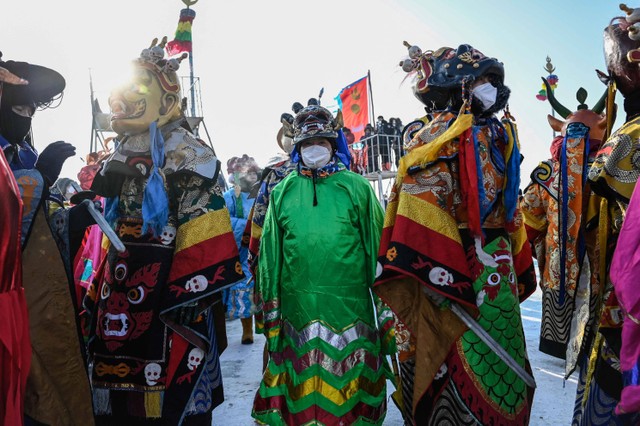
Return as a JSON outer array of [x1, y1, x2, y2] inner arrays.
[[434, 363, 448, 380], [185, 275, 208, 293], [429, 267, 453, 287], [140, 48, 152, 60], [187, 347, 205, 371], [144, 363, 161, 386], [160, 225, 177, 245], [163, 58, 180, 72], [149, 45, 165, 62]]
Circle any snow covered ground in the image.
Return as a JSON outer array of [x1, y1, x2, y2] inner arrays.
[[213, 285, 577, 425], [522, 287, 578, 425]]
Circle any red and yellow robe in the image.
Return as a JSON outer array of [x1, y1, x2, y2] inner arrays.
[[374, 111, 537, 425]]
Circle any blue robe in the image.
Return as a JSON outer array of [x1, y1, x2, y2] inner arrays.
[[223, 188, 255, 319]]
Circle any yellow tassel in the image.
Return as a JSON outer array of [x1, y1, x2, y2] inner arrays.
[[502, 119, 517, 196], [144, 391, 163, 418], [604, 81, 617, 142], [396, 113, 473, 185], [582, 332, 603, 407], [598, 198, 609, 296]]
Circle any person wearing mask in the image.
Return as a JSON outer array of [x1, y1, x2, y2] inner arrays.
[[375, 42, 537, 425], [0, 62, 32, 426], [223, 154, 261, 344], [0, 53, 95, 426], [252, 105, 396, 425]]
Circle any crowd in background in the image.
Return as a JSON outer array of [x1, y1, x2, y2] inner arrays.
[[343, 115, 405, 175]]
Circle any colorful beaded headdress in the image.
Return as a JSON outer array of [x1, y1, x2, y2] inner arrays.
[[292, 105, 342, 144], [136, 36, 188, 97], [399, 42, 504, 110]]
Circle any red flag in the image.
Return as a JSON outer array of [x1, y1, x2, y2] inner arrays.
[[337, 76, 369, 141]]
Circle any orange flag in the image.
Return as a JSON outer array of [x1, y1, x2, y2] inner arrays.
[[337, 76, 369, 141]]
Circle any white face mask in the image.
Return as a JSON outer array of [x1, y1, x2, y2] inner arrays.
[[301, 145, 332, 169], [473, 82, 498, 111]]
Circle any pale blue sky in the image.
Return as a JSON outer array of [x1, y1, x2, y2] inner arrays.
[[0, 1, 625, 186]]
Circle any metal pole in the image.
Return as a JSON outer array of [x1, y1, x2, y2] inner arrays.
[[184, 5, 197, 120], [89, 69, 96, 154], [377, 172, 385, 209], [189, 47, 196, 119], [89, 69, 107, 153]]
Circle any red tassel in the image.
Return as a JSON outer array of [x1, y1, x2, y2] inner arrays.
[[458, 127, 482, 238]]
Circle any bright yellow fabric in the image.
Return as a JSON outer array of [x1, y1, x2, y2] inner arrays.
[[397, 113, 473, 182], [174, 208, 232, 252]]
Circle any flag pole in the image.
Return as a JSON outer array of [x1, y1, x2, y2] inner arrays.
[[187, 4, 197, 119], [188, 37, 196, 119], [367, 69, 375, 127]]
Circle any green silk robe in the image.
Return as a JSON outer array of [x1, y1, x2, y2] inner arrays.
[[252, 165, 395, 425]]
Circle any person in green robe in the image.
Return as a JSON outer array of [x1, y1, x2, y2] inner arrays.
[[252, 105, 396, 425]]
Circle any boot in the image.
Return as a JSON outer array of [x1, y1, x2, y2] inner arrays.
[[241, 316, 254, 345]]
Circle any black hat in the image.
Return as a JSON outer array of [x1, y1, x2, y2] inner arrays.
[[0, 53, 65, 107], [400, 43, 504, 110]]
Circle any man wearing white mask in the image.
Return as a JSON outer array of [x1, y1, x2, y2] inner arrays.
[[252, 105, 397, 425], [375, 43, 537, 425]]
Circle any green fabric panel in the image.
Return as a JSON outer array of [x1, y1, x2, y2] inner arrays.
[[460, 236, 528, 412]]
